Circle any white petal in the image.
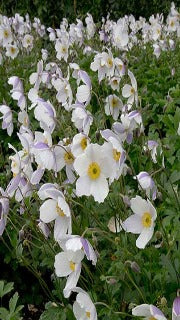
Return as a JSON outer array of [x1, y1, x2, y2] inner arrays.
[[136, 228, 154, 249], [132, 304, 151, 317], [40, 199, 58, 223], [122, 84, 132, 98], [122, 214, 143, 234], [76, 85, 90, 103], [54, 252, 72, 277], [76, 176, 91, 197], [90, 175, 109, 203], [130, 196, 150, 216]]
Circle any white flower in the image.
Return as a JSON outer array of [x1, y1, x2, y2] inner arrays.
[[6, 44, 19, 59], [123, 196, 157, 249], [22, 34, 34, 49], [71, 104, 93, 135], [0, 26, 13, 46], [0, 104, 13, 136], [136, 172, 157, 200], [132, 304, 167, 320], [58, 235, 97, 266], [122, 70, 138, 108], [53, 143, 76, 183], [105, 94, 123, 120], [73, 289, 97, 320], [54, 249, 84, 298], [55, 39, 69, 62], [39, 188, 72, 240], [74, 143, 112, 203], [71, 133, 90, 157]]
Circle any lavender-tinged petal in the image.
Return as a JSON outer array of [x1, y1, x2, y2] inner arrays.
[[33, 142, 49, 150], [173, 297, 180, 316], [31, 168, 44, 185], [128, 110, 139, 119], [80, 238, 90, 260], [150, 305, 166, 318], [126, 133, 133, 144], [6, 174, 21, 194], [79, 70, 91, 88]]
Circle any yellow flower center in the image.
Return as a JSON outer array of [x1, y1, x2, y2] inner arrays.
[[12, 161, 17, 168], [80, 137, 87, 150], [4, 30, 9, 38], [13, 173, 17, 177], [149, 317, 157, 320], [69, 261, 75, 271], [64, 151, 74, 165], [130, 87, 135, 94], [142, 212, 152, 228], [107, 57, 113, 68], [118, 64, 123, 70], [113, 149, 121, 161], [113, 79, 118, 85], [56, 204, 65, 217], [62, 46, 67, 54], [111, 97, 118, 108], [88, 162, 101, 180], [10, 47, 16, 54], [170, 21, 175, 27], [86, 311, 91, 318]]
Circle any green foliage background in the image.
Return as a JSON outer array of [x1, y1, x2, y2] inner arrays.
[[0, 0, 179, 26]]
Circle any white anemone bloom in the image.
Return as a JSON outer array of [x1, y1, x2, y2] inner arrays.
[[105, 94, 123, 120], [73, 289, 97, 320], [123, 196, 157, 249], [71, 133, 90, 157], [132, 304, 167, 320], [122, 70, 138, 108], [58, 235, 97, 266], [6, 44, 19, 59], [74, 143, 112, 203], [39, 188, 72, 240], [0, 104, 13, 136], [54, 249, 84, 298]]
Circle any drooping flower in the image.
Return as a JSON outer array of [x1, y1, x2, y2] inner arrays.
[[73, 288, 97, 320], [0, 104, 13, 136], [54, 249, 84, 298], [136, 171, 157, 200], [105, 94, 123, 120], [123, 196, 157, 249], [132, 304, 167, 320]]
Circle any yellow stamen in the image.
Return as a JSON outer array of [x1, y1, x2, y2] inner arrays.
[[130, 87, 135, 94], [69, 261, 75, 271], [113, 149, 121, 161], [149, 317, 157, 320], [86, 311, 91, 318], [107, 57, 113, 68], [80, 137, 87, 150], [88, 162, 101, 180], [142, 212, 152, 228], [4, 30, 9, 38], [111, 97, 118, 108], [10, 47, 16, 54], [64, 151, 74, 165], [56, 204, 65, 217]]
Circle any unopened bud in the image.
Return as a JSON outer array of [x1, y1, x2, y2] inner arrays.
[[131, 261, 141, 273], [155, 231, 162, 240], [123, 195, 131, 206]]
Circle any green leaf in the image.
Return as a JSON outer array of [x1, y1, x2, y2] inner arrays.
[[9, 292, 19, 314], [0, 307, 9, 320], [40, 302, 66, 320], [0, 281, 14, 298]]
